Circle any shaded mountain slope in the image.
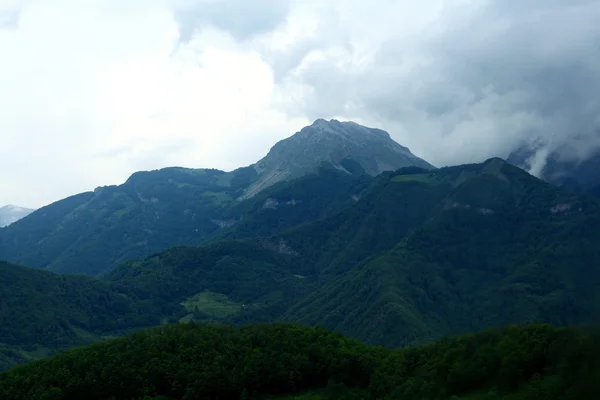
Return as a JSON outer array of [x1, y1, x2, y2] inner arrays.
[[0, 167, 257, 275], [284, 159, 600, 346], [216, 160, 373, 240], [107, 239, 312, 325], [0, 238, 315, 371], [0, 261, 160, 369]]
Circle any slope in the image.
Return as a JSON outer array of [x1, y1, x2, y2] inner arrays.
[[216, 160, 373, 240], [107, 239, 312, 326], [0, 233, 323, 371], [0, 166, 257, 275], [0, 261, 161, 369], [278, 166, 452, 277], [285, 159, 600, 347]]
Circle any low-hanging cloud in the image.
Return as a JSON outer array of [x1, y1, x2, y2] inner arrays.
[[263, 0, 600, 167]]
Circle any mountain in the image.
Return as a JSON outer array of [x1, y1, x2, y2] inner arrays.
[[0, 205, 34, 227], [243, 119, 434, 199], [3, 157, 600, 373], [0, 167, 257, 275], [1, 322, 598, 400], [507, 143, 600, 197], [283, 158, 600, 347], [0, 120, 431, 276]]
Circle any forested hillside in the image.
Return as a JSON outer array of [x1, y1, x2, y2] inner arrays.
[[0, 167, 257, 275], [107, 239, 313, 325], [0, 323, 598, 400], [0, 261, 161, 369], [284, 159, 600, 346]]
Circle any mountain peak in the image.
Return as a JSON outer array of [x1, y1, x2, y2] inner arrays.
[[242, 120, 434, 199], [305, 119, 393, 141]]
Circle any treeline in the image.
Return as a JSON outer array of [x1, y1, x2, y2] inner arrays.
[[0, 323, 598, 400]]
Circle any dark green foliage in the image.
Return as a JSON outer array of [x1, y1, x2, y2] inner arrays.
[[0, 261, 158, 353], [280, 169, 450, 277], [370, 324, 600, 400], [107, 239, 313, 324], [0, 238, 316, 371], [0, 345, 29, 372], [284, 159, 600, 347], [0, 323, 381, 400], [0, 323, 598, 400], [0, 262, 160, 370]]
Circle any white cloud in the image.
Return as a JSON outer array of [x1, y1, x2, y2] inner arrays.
[[1, 0, 599, 208], [0, 0, 307, 208]]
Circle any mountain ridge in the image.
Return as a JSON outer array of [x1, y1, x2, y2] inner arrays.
[[0, 119, 431, 276]]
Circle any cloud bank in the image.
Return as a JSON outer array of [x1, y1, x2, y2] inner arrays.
[[1, 0, 599, 207]]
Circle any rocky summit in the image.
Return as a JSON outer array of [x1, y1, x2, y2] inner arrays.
[[242, 118, 434, 198]]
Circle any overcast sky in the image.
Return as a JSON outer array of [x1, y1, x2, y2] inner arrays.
[[1, 0, 599, 208]]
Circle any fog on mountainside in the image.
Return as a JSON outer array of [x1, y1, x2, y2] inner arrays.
[[0, 205, 34, 227], [508, 137, 600, 197]]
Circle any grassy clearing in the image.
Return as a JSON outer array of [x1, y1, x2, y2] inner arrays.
[[203, 191, 234, 205], [391, 173, 433, 183], [181, 291, 242, 319], [217, 172, 234, 187]]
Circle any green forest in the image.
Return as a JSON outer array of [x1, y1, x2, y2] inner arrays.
[[0, 323, 598, 400]]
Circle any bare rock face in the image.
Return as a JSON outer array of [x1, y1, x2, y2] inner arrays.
[[0, 205, 34, 227], [241, 119, 434, 199]]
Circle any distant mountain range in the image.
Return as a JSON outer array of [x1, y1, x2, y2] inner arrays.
[[0, 205, 34, 227]]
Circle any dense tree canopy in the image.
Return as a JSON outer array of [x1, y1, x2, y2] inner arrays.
[[0, 323, 598, 400]]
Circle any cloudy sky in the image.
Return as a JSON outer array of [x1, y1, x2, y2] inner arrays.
[[1, 0, 599, 208]]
